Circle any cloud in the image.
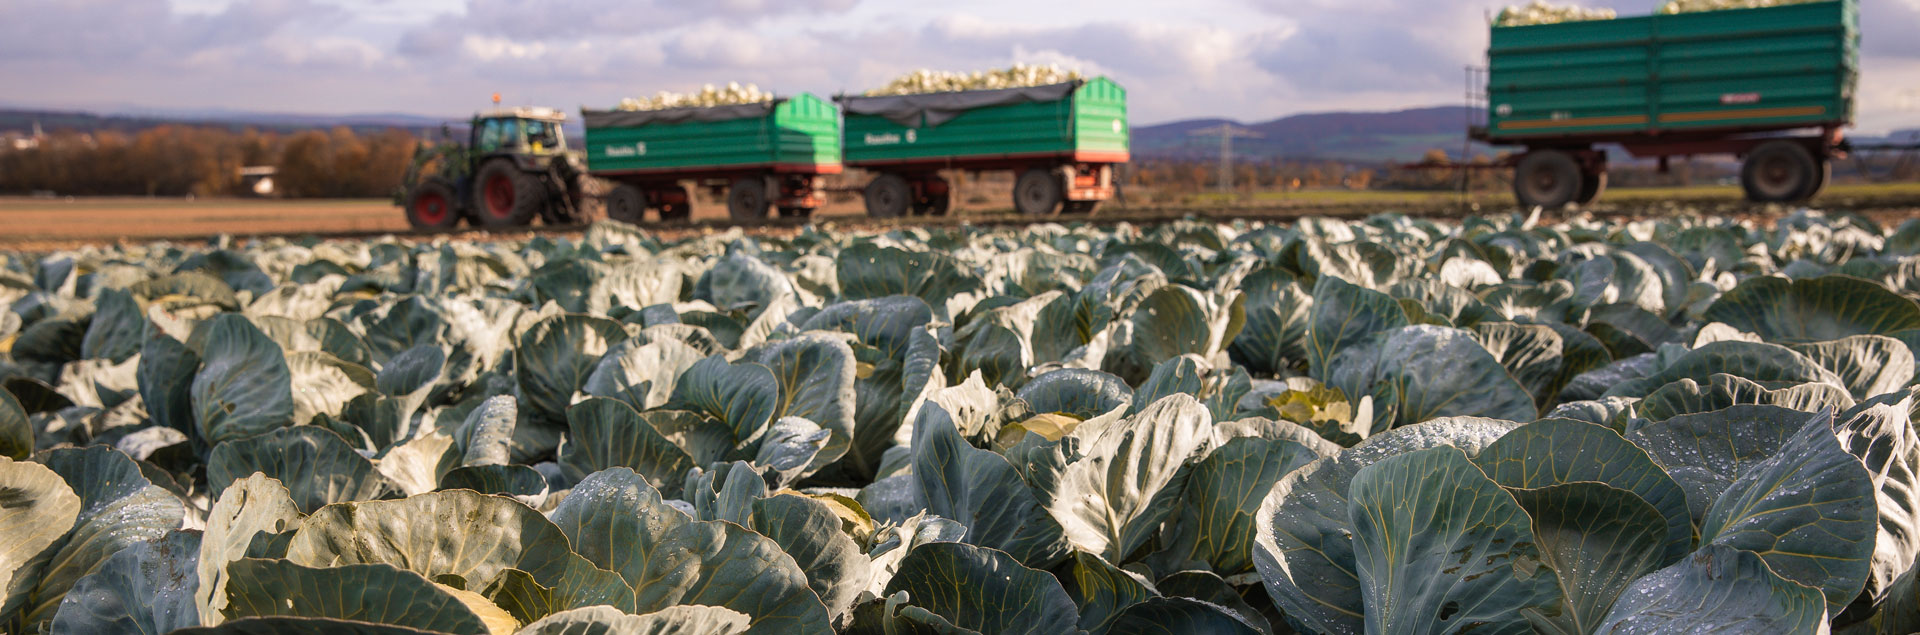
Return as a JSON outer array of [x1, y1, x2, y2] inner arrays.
[[398, 0, 857, 45], [2, 0, 1918, 134]]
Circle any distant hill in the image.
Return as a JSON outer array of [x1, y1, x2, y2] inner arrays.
[[1135, 106, 1488, 164], [9, 104, 1493, 163], [0, 108, 459, 137]]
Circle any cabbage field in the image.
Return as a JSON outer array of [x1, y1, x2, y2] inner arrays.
[[5, 210, 1920, 634]]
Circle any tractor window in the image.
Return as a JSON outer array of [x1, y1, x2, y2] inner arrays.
[[477, 118, 509, 152], [525, 120, 561, 152]]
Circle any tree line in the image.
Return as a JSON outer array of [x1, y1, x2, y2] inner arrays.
[[0, 125, 417, 198]]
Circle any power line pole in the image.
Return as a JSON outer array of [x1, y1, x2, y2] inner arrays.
[[1189, 123, 1261, 192]]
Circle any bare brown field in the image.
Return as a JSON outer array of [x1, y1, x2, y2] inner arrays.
[[6, 181, 1920, 252]]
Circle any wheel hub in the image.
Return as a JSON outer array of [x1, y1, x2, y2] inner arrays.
[[415, 193, 448, 225], [485, 175, 514, 217]]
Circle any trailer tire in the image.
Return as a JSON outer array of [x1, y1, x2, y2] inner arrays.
[[1015, 168, 1063, 215], [865, 174, 912, 218], [607, 185, 647, 225], [474, 159, 543, 227], [1741, 140, 1819, 203], [1575, 171, 1608, 206], [1513, 151, 1582, 209], [727, 177, 771, 221], [404, 180, 461, 231], [1805, 159, 1831, 200]]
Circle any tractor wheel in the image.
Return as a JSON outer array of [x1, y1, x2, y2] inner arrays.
[[1512, 150, 1582, 209], [1575, 170, 1608, 206], [1062, 200, 1100, 215], [658, 186, 693, 222], [727, 177, 771, 222], [864, 174, 912, 218], [404, 180, 461, 231], [473, 159, 543, 228], [1741, 140, 1820, 203], [607, 185, 647, 225], [1014, 168, 1063, 215]]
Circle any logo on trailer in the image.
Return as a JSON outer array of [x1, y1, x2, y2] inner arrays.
[[906, 129, 918, 143], [1721, 92, 1762, 105], [605, 142, 647, 158], [1111, 119, 1123, 134], [865, 133, 903, 146]]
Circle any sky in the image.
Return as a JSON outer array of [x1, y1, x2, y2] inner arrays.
[[2, 0, 1918, 132]]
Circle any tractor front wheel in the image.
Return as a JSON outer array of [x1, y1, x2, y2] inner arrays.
[[404, 180, 461, 231], [474, 159, 543, 228]]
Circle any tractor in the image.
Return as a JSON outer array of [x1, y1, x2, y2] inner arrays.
[[397, 106, 588, 230]]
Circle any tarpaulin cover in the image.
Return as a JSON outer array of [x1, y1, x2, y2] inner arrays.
[[837, 81, 1080, 127], [581, 100, 782, 128]]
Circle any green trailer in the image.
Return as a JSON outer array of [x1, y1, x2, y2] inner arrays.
[[1476, 0, 1859, 207], [836, 77, 1130, 216], [581, 93, 843, 222]]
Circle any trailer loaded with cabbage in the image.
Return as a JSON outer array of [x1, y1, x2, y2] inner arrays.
[[581, 94, 843, 223], [837, 77, 1131, 217], [1477, 0, 1859, 208]]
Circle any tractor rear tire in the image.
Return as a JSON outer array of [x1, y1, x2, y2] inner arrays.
[[404, 180, 461, 231], [1014, 168, 1063, 215], [865, 174, 912, 218], [474, 159, 543, 228], [1512, 150, 1582, 209], [608, 185, 647, 225], [1741, 140, 1819, 203], [727, 177, 771, 221]]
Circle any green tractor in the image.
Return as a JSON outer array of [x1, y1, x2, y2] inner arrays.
[[397, 106, 588, 230]]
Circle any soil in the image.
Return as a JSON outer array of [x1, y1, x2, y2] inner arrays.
[[5, 188, 1919, 253]]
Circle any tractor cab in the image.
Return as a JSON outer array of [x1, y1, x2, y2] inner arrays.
[[473, 107, 569, 159], [399, 105, 587, 230]]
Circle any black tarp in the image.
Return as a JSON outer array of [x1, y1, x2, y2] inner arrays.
[[581, 100, 782, 128], [836, 81, 1081, 127]]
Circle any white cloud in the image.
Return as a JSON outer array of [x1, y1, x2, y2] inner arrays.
[[3, 0, 1919, 136]]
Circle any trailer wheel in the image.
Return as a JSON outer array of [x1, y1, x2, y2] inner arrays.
[[865, 174, 911, 218], [1805, 158, 1831, 200], [474, 159, 543, 227], [1063, 201, 1100, 215], [1575, 171, 1608, 206], [1741, 140, 1819, 203], [1014, 168, 1063, 215], [658, 186, 692, 222], [607, 185, 647, 225], [727, 177, 771, 221], [404, 180, 461, 231], [1512, 151, 1582, 209]]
